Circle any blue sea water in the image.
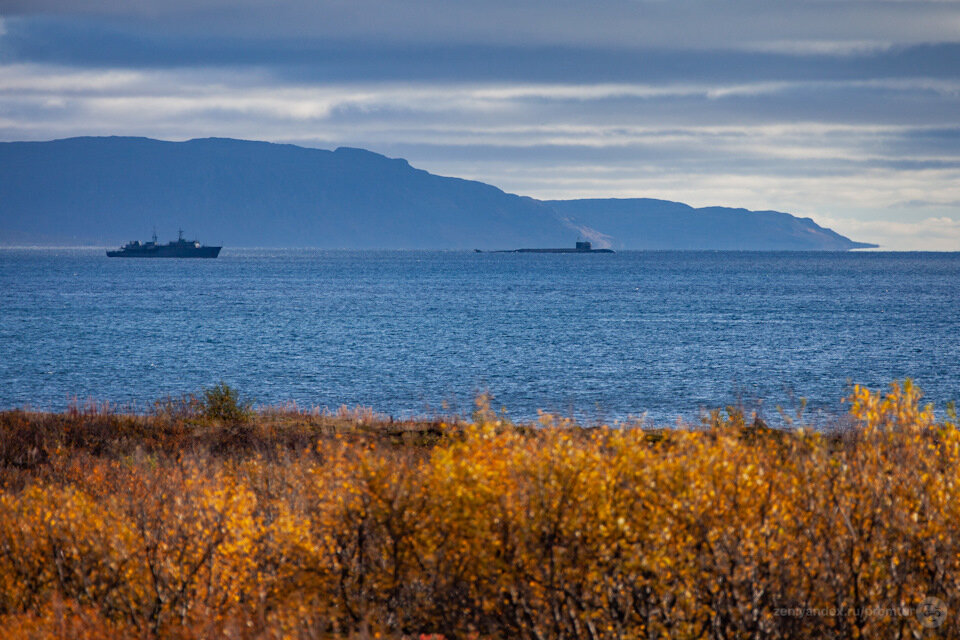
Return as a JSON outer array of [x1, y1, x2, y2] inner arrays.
[[1, 248, 958, 424]]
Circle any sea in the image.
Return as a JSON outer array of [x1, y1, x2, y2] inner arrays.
[[1, 248, 958, 425]]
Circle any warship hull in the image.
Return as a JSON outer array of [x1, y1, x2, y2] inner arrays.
[[107, 230, 221, 258], [107, 246, 221, 258]]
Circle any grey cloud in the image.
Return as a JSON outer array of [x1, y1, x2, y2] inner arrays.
[[5, 66, 959, 188], [4, 16, 960, 89], [4, 0, 960, 49], [2, 1, 960, 249]]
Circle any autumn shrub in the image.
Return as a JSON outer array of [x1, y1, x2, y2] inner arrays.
[[201, 382, 253, 424], [0, 381, 958, 639]]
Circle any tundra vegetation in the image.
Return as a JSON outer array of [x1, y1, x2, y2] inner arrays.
[[0, 381, 957, 639]]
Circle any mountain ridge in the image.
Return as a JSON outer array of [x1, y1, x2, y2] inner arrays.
[[547, 198, 876, 251], [0, 136, 877, 250]]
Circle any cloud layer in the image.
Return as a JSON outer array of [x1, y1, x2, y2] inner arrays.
[[6, 1, 960, 50], [2, 1, 960, 248]]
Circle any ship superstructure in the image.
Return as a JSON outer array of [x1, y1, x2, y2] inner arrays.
[[107, 229, 221, 258]]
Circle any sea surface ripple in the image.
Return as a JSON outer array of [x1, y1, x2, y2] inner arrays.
[[1, 249, 958, 424]]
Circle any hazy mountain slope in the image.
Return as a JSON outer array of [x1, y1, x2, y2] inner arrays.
[[0, 137, 573, 248], [0, 137, 875, 250], [546, 198, 876, 250]]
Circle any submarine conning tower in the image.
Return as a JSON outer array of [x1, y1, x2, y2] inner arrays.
[[576, 241, 592, 251]]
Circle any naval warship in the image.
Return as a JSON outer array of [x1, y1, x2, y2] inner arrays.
[[107, 229, 221, 258]]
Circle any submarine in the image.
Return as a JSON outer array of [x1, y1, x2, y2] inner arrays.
[[475, 240, 614, 254]]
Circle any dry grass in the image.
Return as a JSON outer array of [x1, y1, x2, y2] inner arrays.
[[0, 382, 957, 639]]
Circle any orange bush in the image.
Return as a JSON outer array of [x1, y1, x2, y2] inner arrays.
[[0, 381, 957, 638]]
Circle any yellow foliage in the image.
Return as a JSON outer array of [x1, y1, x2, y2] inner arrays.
[[0, 381, 958, 639]]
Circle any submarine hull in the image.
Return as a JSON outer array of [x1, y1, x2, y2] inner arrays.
[[475, 247, 615, 254], [475, 240, 614, 254], [512, 247, 614, 253]]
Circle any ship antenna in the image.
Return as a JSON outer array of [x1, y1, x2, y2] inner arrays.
[[152, 226, 157, 243]]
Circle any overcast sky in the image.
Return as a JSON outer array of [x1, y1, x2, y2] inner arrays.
[[2, 0, 960, 248]]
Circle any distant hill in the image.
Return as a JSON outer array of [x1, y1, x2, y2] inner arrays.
[[547, 198, 877, 251], [0, 137, 572, 249], [0, 137, 876, 250]]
